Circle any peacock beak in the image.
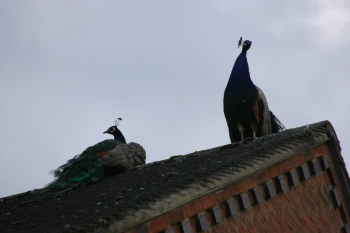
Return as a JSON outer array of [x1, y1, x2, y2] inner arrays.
[[103, 130, 108, 134]]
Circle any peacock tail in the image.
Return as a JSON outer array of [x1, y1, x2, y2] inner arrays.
[[47, 139, 122, 191]]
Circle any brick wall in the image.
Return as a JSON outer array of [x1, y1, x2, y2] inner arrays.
[[125, 143, 350, 233]]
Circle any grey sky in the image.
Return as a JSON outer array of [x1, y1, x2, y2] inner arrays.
[[1, 1, 349, 198]]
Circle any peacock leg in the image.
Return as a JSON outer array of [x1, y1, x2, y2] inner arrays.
[[236, 121, 245, 141], [250, 122, 258, 138]]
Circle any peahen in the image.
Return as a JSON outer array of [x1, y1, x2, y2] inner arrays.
[[223, 38, 285, 143], [46, 118, 146, 192]]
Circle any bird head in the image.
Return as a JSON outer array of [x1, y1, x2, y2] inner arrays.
[[242, 40, 252, 52], [103, 126, 119, 135], [103, 118, 126, 143]]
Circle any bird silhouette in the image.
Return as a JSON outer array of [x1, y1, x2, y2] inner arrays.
[[223, 39, 285, 143], [47, 118, 146, 192]]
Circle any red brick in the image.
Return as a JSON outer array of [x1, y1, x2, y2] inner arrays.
[[291, 187, 311, 213], [295, 182, 304, 193], [292, 152, 306, 167], [149, 215, 168, 233], [279, 158, 293, 173], [266, 164, 281, 180], [302, 211, 318, 233], [239, 212, 247, 226], [260, 203, 269, 217], [305, 150, 314, 162], [290, 207, 308, 229], [255, 170, 268, 185], [284, 189, 301, 215], [322, 205, 339, 224], [164, 225, 180, 233], [204, 228, 214, 233], [230, 181, 245, 195], [331, 225, 340, 233], [171, 225, 181, 233], [316, 209, 333, 232], [247, 220, 260, 233], [271, 196, 284, 214], [200, 194, 217, 210], [283, 208, 302, 229], [319, 185, 328, 201], [222, 220, 238, 233], [279, 193, 293, 212], [205, 210, 214, 226], [302, 192, 318, 213], [314, 174, 324, 186], [247, 192, 254, 206], [219, 205, 227, 219], [251, 213, 269, 233], [206, 228, 215, 233], [307, 185, 325, 209], [323, 172, 334, 187], [237, 219, 249, 233], [215, 224, 229, 233], [309, 210, 327, 233], [183, 200, 201, 218], [265, 200, 276, 216], [261, 215, 278, 232], [229, 215, 238, 228], [317, 208, 338, 232], [269, 212, 284, 232], [313, 144, 329, 158], [252, 205, 260, 219], [321, 182, 333, 203], [307, 177, 317, 190], [215, 187, 231, 203], [243, 176, 256, 191], [318, 172, 327, 183], [321, 208, 341, 230], [301, 179, 310, 190], [275, 209, 293, 233], [167, 208, 184, 224]]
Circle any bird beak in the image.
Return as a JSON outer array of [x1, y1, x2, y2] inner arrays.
[[103, 130, 108, 134]]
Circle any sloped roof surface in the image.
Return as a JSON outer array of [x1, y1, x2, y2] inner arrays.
[[0, 121, 346, 233]]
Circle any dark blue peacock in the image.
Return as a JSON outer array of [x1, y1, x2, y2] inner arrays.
[[47, 118, 146, 192], [224, 38, 285, 143]]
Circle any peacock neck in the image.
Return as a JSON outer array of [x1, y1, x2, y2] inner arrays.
[[226, 52, 254, 88], [114, 135, 126, 144], [113, 128, 126, 143]]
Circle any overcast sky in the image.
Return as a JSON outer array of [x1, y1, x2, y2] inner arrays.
[[1, 1, 349, 198]]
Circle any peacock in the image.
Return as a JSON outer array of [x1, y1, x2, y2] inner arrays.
[[46, 118, 146, 192], [223, 38, 285, 143]]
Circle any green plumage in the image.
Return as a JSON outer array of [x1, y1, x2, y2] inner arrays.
[[47, 139, 121, 191]]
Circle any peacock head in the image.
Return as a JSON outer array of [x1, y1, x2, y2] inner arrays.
[[242, 40, 252, 52], [103, 118, 126, 143]]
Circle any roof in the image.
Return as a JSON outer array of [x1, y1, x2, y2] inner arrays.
[[1, 121, 349, 233]]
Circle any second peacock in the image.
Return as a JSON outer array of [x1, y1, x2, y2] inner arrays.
[[46, 118, 146, 192]]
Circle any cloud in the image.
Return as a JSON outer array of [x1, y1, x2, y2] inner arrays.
[[303, 0, 350, 48]]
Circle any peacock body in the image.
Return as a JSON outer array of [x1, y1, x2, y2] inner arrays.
[[47, 139, 123, 191], [224, 39, 285, 143], [47, 119, 146, 192]]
